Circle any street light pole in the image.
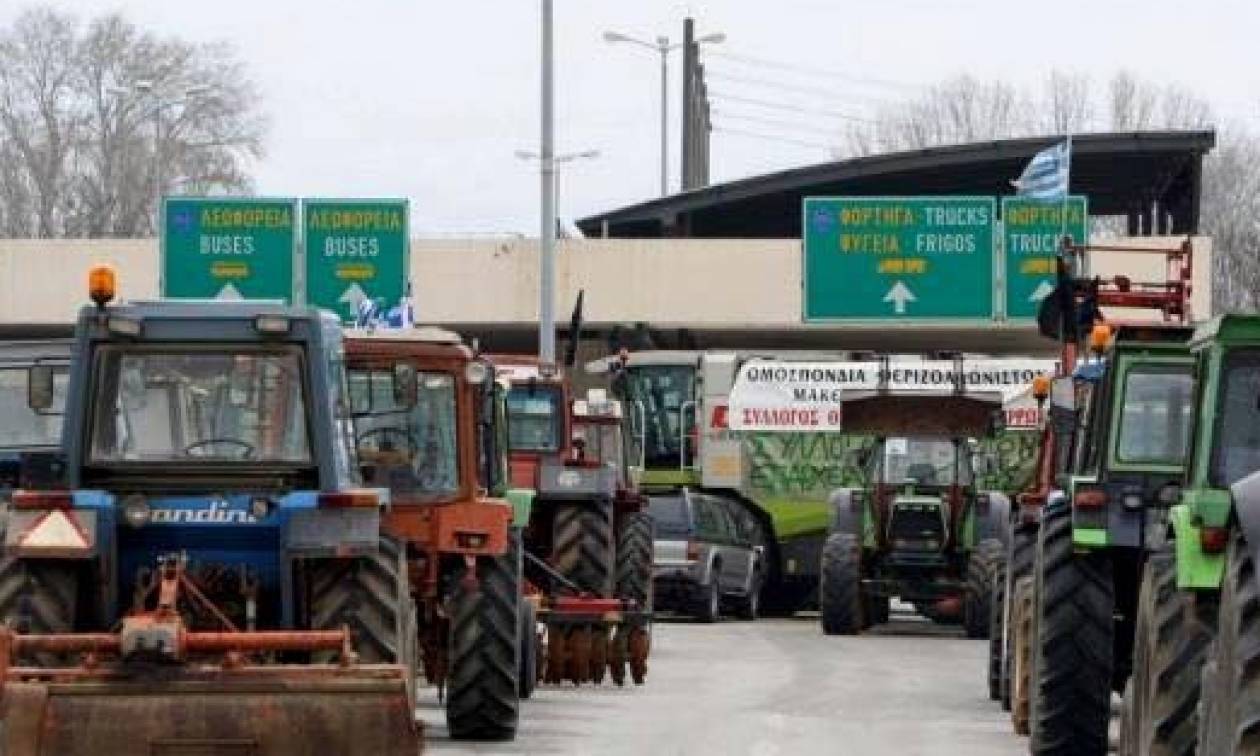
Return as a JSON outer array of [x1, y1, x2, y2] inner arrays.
[[657, 39, 668, 197], [539, 0, 556, 366], [604, 27, 724, 197]]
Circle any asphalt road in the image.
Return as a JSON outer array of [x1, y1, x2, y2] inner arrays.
[[418, 608, 1023, 755]]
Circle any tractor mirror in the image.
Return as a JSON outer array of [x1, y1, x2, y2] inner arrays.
[[392, 363, 417, 408], [27, 365, 55, 411], [1050, 377, 1075, 411]]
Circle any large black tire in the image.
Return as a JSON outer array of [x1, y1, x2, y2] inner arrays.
[[1198, 529, 1260, 754], [820, 533, 863, 636], [447, 535, 522, 741], [0, 557, 78, 665], [1128, 550, 1209, 756], [1002, 527, 1038, 710], [518, 598, 537, 700], [1029, 504, 1114, 756], [615, 512, 653, 611], [965, 537, 1003, 639], [307, 536, 418, 709], [735, 565, 763, 621], [553, 503, 614, 596], [1011, 575, 1035, 736], [988, 560, 1006, 700], [694, 572, 721, 623]]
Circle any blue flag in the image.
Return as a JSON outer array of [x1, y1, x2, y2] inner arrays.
[[1013, 140, 1070, 201]]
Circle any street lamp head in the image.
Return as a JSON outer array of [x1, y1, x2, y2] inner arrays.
[[514, 149, 539, 161], [134, 80, 154, 94], [576, 150, 601, 160], [183, 85, 213, 99], [698, 32, 726, 45], [602, 31, 629, 43]]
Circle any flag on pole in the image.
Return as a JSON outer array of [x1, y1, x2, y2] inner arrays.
[[1012, 139, 1070, 201]]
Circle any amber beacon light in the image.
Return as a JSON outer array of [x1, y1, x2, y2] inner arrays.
[[88, 264, 117, 307]]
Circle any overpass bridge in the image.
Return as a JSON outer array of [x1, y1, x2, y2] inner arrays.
[[0, 234, 1212, 358]]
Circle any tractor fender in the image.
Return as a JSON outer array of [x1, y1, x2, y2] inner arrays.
[[1231, 470, 1260, 571], [828, 487, 864, 537], [976, 491, 1011, 547], [1168, 503, 1225, 590]]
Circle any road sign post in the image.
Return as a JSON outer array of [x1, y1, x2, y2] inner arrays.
[[803, 197, 997, 322], [1001, 196, 1088, 319], [303, 199, 409, 321], [162, 198, 298, 301]]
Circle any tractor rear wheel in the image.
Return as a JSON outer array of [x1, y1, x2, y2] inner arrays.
[[615, 512, 653, 611], [965, 538, 1003, 639], [1002, 527, 1037, 711], [447, 535, 522, 740], [553, 503, 614, 596], [307, 536, 418, 710], [1129, 549, 1209, 756], [1029, 504, 1113, 756], [1198, 529, 1260, 755], [820, 533, 863, 636], [0, 557, 78, 665]]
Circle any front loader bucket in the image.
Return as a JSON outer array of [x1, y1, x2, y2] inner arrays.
[[2, 666, 421, 756]]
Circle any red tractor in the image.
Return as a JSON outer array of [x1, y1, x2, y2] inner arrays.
[[490, 356, 652, 686]]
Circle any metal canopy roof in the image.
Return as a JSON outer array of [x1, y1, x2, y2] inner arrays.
[[578, 130, 1215, 238]]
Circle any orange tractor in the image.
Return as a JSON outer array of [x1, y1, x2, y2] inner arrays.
[[491, 356, 653, 687], [345, 328, 524, 740]]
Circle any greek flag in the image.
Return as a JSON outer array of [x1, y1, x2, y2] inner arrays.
[[1013, 140, 1070, 201]]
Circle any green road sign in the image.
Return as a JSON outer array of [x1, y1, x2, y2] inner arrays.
[[303, 199, 409, 321], [803, 196, 996, 321], [1002, 196, 1088, 319], [162, 197, 297, 301]]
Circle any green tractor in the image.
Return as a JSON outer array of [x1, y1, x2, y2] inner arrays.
[[1122, 314, 1260, 754], [820, 389, 1009, 636], [1023, 322, 1194, 754]]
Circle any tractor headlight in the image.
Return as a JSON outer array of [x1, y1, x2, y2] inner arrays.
[[464, 361, 489, 384], [122, 495, 150, 528], [1122, 493, 1144, 510]]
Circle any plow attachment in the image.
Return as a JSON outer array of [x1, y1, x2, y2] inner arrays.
[[539, 597, 650, 687], [0, 628, 420, 756]]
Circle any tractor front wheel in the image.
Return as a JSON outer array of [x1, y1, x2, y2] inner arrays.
[[1029, 505, 1113, 755], [1198, 530, 1260, 754], [965, 538, 1003, 639], [447, 536, 522, 740], [820, 533, 863, 635]]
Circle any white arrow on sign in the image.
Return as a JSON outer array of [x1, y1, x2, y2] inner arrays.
[[1028, 280, 1055, 303], [215, 283, 243, 301], [339, 283, 369, 310], [883, 280, 917, 314]]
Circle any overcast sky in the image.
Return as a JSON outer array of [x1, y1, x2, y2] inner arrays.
[[16, 1, 1260, 234]]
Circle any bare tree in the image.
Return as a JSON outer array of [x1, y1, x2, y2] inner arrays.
[[1202, 126, 1260, 312], [0, 7, 266, 238], [1041, 71, 1093, 135]]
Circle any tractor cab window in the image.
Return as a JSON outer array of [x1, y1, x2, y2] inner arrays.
[[572, 418, 624, 470], [1114, 367, 1194, 466], [349, 368, 459, 498], [617, 365, 697, 468], [90, 348, 311, 464], [881, 437, 970, 487], [0, 366, 67, 449], [506, 385, 563, 453], [1212, 352, 1260, 486]]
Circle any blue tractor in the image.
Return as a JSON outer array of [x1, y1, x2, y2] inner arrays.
[[0, 268, 420, 756]]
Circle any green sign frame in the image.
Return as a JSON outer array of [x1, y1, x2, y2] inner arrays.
[[301, 198, 409, 321], [803, 196, 997, 322], [1001, 195, 1088, 320], [161, 197, 298, 302]]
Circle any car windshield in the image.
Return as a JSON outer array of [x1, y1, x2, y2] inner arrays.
[[1212, 353, 1260, 486], [618, 365, 697, 468], [648, 495, 690, 538], [1115, 367, 1193, 465], [349, 368, 459, 498], [90, 349, 310, 464], [0, 367, 67, 449], [881, 437, 968, 486], [506, 385, 562, 453]]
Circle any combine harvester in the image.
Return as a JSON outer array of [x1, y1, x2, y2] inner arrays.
[[0, 268, 420, 755], [491, 356, 653, 687]]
